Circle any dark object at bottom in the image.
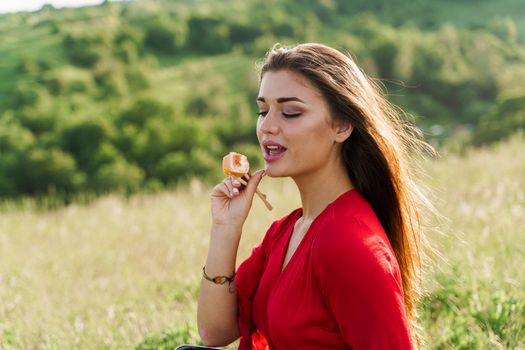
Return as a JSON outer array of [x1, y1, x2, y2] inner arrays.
[[176, 346, 225, 350]]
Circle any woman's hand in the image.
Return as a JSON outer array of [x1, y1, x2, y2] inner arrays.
[[210, 169, 266, 230]]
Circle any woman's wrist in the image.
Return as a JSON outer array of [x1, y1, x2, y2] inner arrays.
[[211, 222, 243, 237], [211, 220, 244, 230], [206, 226, 241, 275]]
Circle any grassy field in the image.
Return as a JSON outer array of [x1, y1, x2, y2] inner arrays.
[[0, 133, 524, 349]]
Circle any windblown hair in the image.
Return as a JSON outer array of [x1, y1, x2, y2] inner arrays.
[[259, 43, 434, 347]]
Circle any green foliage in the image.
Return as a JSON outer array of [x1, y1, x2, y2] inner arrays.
[[92, 59, 126, 98], [114, 25, 144, 63], [144, 17, 178, 54], [488, 17, 518, 43], [16, 107, 58, 135], [9, 147, 84, 195], [1, 0, 525, 199], [125, 67, 150, 91], [229, 22, 263, 45], [155, 151, 190, 184], [187, 15, 232, 54], [59, 117, 115, 175], [0, 116, 35, 153], [11, 81, 41, 108], [118, 98, 174, 128], [472, 90, 525, 145], [420, 269, 525, 348], [93, 157, 144, 193], [62, 33, 102, 67]]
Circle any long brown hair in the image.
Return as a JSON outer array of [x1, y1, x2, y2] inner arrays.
[[259, 43, 433, 347]]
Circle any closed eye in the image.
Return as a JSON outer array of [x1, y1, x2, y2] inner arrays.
[[257, 111, 302, 118], [282, 112, 302, 118]]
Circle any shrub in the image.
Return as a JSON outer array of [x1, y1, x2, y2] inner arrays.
[[188, 148, 218, 182], [93, 158, 144, 193], [229, 22, 262, 44], [92, 59, 125, 98], [115, 40, 139, 64], [40, 73, 67, 95], [17, 56, 39, 75], [0, 116, 35, 153], [0, 171, 16, 197], [155, 151, 189, 184], [144, 20, 178, 53], [488, 17, 518, 43], [10, 147, 85, 195], [125, 68, 150, 91], [187, 15, 232, 54], [11, 82, 41, 108], [118, 98, 173, 128], [62, 33, 102, 67], [114, 26, 144, 47], [16, 108, 57, 135], [60, 118, 115, 174], [472, 90, 525, 145], [67, 79, 89, 93]]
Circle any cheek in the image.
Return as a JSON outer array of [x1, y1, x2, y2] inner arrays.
[[296, 122, 333, 147]]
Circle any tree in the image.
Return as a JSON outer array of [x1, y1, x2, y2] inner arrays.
[[473, 90, 525, 145], [187, 15, 232, 54], [60, 118, 115, 174], [10, 148, 85, 195], [62, 33, 102, 67]]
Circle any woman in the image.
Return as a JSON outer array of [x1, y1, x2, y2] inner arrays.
[[197, 43, 431, 349]]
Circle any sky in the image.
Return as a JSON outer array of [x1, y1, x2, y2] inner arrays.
[[0, 0, 107, 14]]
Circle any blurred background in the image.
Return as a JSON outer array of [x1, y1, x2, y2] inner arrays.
[[0, 0, 524, 199], [0, 0, 523, 349]]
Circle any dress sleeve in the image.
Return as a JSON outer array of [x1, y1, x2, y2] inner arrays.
[[235, 221, 277, 350], [312, 216, 413, 350]]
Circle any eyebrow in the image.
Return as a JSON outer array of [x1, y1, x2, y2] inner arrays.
[[256, 96, 306, 104]]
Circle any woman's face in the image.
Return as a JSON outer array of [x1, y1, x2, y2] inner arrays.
[[256, 69, 347, 178]]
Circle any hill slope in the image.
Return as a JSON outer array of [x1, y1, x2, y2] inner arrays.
[[0, 0, 524, 198]]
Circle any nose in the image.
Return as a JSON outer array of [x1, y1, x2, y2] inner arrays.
[[258, 108, 279, 135]]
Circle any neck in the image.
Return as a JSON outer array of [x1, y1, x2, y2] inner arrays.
[[292, 157, 353, 222]]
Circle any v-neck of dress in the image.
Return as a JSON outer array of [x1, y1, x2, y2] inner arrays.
[[278, 207, 323, 275], [278, 188, 357, 276]]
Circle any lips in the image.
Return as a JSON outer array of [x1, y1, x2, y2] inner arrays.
[[262, 140, 286, 148], [262, 140, 287, 162]]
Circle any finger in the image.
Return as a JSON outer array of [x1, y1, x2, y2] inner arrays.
[[226, 176, 241, 196], [226, 177, 236, 192], [244, 169, 265, 196], [231, 178, 242, 188], [228, 176, 241, 196], [221, 181, 233, 197]]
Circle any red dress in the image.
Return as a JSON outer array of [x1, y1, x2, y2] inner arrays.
[[235, 189, 413, 350]]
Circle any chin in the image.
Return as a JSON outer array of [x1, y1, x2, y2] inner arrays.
[[263, 165, 288, 178]]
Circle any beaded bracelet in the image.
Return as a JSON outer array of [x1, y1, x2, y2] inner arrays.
[[202, 266, 236, 285]]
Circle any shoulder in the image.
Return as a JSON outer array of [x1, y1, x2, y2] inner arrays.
[[312, 191, 398, 278]]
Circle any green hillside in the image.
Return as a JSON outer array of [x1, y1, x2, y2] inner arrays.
[[0, 0, 524, 198]]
